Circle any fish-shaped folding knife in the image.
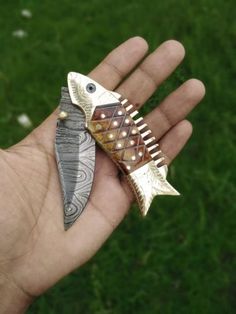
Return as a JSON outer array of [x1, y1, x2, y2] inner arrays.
[[55, 72, 179, 230]]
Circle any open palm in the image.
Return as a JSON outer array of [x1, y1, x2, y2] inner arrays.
[[0, 37, 205, 312]]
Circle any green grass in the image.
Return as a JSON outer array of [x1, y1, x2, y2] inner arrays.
[[0, 0, 236, 313]]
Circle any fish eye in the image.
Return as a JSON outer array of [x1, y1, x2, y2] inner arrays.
[[86, 83, 96, 93]]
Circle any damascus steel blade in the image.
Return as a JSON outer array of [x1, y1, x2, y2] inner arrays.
[[55, 87, 95, 230]]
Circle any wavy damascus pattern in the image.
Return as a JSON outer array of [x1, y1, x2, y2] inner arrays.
[[55, 87, 95, 230]]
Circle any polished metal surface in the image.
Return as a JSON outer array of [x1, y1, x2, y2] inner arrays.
[[67, 72, 120, 126], [66, 72, 179, 217], [55, 87, 95, 230], [127, 160, 179, 216]]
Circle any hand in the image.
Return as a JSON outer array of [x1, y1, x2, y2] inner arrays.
[[0, 37, 205, 312]]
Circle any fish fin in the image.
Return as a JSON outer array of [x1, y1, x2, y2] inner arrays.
[[127, 160, 180, 216]]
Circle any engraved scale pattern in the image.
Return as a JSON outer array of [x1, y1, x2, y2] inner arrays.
[[89, 102, 153, 174], [55, 87, 95, 230], [127, 160, 179, 215]]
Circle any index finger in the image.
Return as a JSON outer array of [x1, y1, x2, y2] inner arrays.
[[89, 36, 148, 89], [29, 37, 148, 152]]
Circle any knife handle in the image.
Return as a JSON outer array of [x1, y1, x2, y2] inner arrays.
[[88, 99, 163, 175]]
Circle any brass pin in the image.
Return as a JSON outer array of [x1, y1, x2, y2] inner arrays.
[[58, 111, 68, 120], [131, 127, 138, 135], [95, 123, 102, 131]]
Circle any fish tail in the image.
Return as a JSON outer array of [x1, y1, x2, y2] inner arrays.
[[127, 160, 180, 216]]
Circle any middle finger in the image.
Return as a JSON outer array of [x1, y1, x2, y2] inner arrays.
[[116, 40, 185, 108]]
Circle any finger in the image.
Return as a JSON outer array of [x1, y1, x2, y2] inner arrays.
[[144, 79, 205, 139], [159, 119, 193, 165], [26, 37, 148, 151], [116, 40, 185, 107], [89, 36, 148, 89]]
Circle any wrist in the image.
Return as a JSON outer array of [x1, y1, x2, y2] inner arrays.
[[0, 273, 33, 314]]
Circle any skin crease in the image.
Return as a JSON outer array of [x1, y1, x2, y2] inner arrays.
[[0, 37, 205, 313]]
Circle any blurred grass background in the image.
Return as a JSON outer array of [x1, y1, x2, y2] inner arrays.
[[0, 0, 236, 313]]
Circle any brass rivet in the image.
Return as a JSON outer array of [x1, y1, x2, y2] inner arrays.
[[58, 111, 68, 120], [95, 123, 102, 131], [108, 133, 114, 139]]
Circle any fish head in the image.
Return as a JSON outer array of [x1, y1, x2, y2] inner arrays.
[[67, 72, 120, 125]]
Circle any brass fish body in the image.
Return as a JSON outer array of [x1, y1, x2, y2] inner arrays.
[[68, 72, 179, 215]]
